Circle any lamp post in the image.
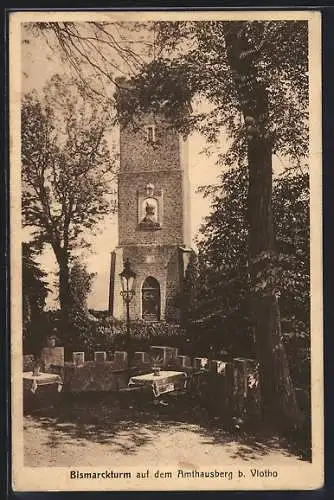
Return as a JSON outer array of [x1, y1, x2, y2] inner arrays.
[[120, 258, 136, 367]]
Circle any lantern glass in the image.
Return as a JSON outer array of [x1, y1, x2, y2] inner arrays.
[[128, 275, 135, 292], [120, 275, 127, 292], [119, 259, 136, 294]]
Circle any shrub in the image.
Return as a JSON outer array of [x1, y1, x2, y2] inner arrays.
[[113, 320, 189, 353], [57, 315, 190, 358]]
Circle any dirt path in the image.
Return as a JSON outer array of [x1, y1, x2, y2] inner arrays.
[[23, 396, 305, 467]]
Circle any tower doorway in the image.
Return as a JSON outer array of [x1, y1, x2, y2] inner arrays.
[[142, 277, 160, 321]]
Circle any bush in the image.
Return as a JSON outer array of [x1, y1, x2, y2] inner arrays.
[[23, 313, 49, 355], [62, 307, 112, 360], [23, 310, 63, 355], [112, 320, 189, 353], [50, 312, 190, 360]]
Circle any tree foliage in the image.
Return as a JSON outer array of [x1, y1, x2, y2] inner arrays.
[[118, 21, 308, 165], [24, 21, 308, 166], [194, 165, 251, 354], [24, 21, 155, 101], [69, 260, 96, 311], [22, 242, 50, 352], [194, 167, 309, 363], [21, 75, 116, 310], [22, 20, 311, 428], [125, 20, 309, 427], [181, 250, 200, 328]]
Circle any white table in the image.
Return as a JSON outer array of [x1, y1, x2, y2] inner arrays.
[[128, 370, 187, 397], [23, 371, 63, 394]]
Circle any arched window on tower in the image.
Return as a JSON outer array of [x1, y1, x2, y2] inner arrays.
[[142, 277, 160, 321]]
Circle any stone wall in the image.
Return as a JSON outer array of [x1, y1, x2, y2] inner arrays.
[[111, 244, 182, 321], [109, 83, 191, 324], [37, 345, 261, 423], [120, 115, 181, 174]]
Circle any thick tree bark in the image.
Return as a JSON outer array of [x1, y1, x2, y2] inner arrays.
[[55, 248, 72, 312], [56, 248, 75, 343], [224, 22, 303, 429]]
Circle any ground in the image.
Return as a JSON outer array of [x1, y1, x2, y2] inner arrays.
[[24, 392, 306, 467]]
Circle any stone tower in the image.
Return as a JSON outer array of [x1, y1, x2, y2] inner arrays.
[[109, 78, 192, 323]]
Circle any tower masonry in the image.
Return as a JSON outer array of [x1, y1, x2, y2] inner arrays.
[[109, 79, 192, 323]]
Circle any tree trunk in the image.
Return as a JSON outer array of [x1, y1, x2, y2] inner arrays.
[[55, 248, 75, 345], [224, 21, 303, 429], [57, 249, 72, 312]]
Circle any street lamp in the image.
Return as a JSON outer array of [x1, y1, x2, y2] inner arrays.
[[120, 258, 136, 366]]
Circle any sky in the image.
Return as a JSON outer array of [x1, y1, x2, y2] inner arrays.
[[21, 24, 221, 310]]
